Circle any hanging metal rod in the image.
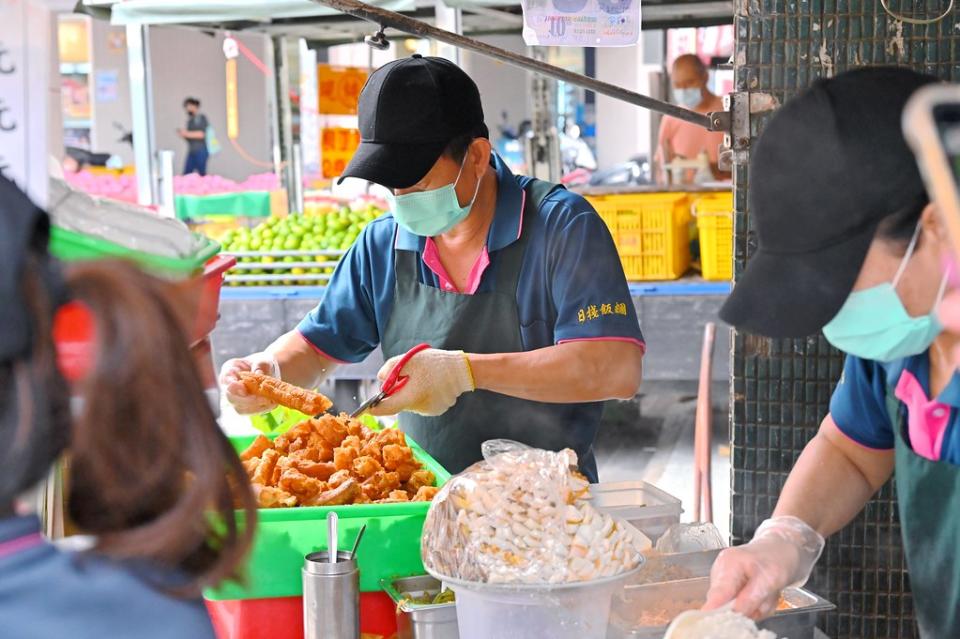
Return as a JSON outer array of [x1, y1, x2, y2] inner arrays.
[[309, 0, 723, 131]]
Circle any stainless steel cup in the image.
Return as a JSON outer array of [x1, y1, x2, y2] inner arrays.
[[303, 550, 360, 639]]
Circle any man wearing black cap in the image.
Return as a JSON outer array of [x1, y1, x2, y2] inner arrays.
[[220, 55, 645, 481], [703, 67, 960, 636]]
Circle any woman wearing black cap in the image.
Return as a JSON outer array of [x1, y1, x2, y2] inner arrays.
[[705, 67, 959, 636], [0, 177, 256, 636]]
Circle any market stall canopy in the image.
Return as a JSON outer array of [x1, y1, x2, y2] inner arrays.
[[84, 0, 731, 33], [91, 0, 414, 25], [440, 0, 732, 28]]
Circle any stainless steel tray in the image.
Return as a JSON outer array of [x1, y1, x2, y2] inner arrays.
[[381, 575, 460, 639], [628, 549, 721, 585], [607, 576, 834, 639]]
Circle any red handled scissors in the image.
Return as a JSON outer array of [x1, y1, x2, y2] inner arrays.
[[350, 343, 431, 418]]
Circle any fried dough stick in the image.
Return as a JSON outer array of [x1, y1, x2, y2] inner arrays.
[[238, 371, 333, 415], [240, 434, 272, 461], [303, 479, 360, 506]]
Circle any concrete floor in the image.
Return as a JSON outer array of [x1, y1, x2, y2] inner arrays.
[[594, 380, 731, 541]]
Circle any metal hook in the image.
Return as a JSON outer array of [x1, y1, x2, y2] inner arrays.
[[364, 27, 390, 50]]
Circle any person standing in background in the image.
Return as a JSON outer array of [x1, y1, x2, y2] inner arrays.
[[656, 54, 729, 183], [179, 97, 209, 176]]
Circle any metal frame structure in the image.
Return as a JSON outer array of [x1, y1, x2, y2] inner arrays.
[[311, 0, 722, 131], [125, 23, 159, 207], [94, 0, 734, 206]]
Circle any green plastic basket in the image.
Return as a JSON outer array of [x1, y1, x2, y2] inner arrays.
[[205, 428, 451, 600], [49, 226, 220, 278], [249, 405, 314, 436]]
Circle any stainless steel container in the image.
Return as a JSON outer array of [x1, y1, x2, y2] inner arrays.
[[627, 549, 721, 585], [381, 575, 460, 639], [607, 576, 834, 639], [303, 550, 360, 639]]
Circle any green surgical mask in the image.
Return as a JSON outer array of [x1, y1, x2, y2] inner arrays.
[[387, 156, 482, 237], [673, 87, 702, 109], [823, 223, 948, 363]]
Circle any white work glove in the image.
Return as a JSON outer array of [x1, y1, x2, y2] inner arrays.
[[369, 349, 475, 417], [218, 351, 281, 415], [703, 516, 825, 619]]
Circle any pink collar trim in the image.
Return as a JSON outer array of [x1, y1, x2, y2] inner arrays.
[[895, 370, 950, 461], [422, 239, 490, 295], [416, 188, 523, 295], [516, 190, 526, 240], [0, 532, 43, 559]]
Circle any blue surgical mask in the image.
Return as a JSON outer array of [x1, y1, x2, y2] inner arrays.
[[387, 156, 482, 237], [673, 87, 702, 110], [823, 224, 949, 363]]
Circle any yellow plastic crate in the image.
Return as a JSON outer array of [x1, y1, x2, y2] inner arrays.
[[586, 193, 692, 281], [86, 166, 135, 176], [693, 192, 734, 281]]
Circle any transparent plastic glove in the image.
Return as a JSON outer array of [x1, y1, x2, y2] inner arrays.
[[703, 516, 825, 620], [369, 349, 475, 417], [218, 352, 280, 415], [655, 522, 726, 554]]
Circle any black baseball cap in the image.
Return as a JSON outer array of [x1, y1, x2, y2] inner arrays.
[[0, 175, 66, 361], [719, 67, 937, 338], [339, 55, 488, 189]]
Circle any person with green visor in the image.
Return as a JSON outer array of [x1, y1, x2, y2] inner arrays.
[[706, 67, 959, 636], [219, 56, 645, 482]]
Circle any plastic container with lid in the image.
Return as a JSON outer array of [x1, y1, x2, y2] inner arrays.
[[589, 481, 683, 543], [430, 564, 643, 639]]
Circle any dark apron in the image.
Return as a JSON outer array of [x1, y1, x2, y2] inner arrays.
[[885, 390, 960, 637], [381, 179, 600, 481]]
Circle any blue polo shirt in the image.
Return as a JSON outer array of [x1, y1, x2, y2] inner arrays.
[[298, 155, 645, 362], [0, 515, 215, 638], [830, 353, 960, 465]]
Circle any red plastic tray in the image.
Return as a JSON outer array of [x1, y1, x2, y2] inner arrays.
[[206, 591, 398, 639], [193, 254, 235, 343], [52, 255, 235, 383]]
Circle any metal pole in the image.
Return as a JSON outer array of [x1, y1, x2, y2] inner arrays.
[[264, 35, 283, 179], [526, 48, 560, 182], [292, 142, 305, 214], [157, 149, 176, 218], [126, 24, 158, 206], [272, 35, 296, 213], [433, 0, 461, 65], [308, 0, 716, 130]]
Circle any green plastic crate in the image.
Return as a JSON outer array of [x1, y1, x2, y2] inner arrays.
[[205, 429, 451, 600], [49, 226, 220, 278], [174, 191, 272, 221]]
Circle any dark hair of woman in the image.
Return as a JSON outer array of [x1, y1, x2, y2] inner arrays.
[[64, 260, 257, 596]]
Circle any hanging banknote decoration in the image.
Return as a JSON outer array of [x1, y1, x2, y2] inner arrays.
[[521, 0, 639, 46]]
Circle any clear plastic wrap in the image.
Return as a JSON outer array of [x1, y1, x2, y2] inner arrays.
[[421, 441, 642, 584], [47, 177, 208, 259], [655, 522, 726, 554]]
